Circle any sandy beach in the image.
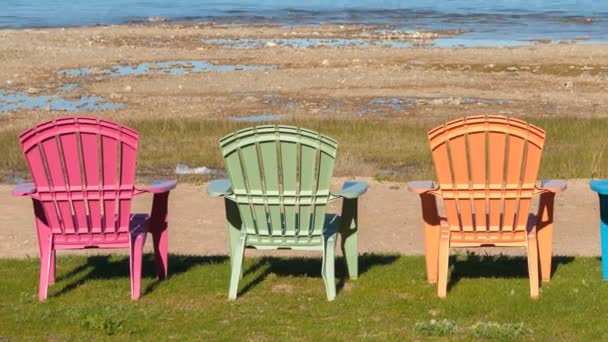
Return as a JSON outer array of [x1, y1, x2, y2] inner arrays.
[[1, 23, 608, 132], [0, 178, 601, 258]]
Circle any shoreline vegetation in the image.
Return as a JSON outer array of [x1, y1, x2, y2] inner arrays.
[[1, 23, 608, 182], [2, 116, 608, 182]]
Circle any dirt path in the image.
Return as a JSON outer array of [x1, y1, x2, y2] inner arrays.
[[0, 178, 600, 258]]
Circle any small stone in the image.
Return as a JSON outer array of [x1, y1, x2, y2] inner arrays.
[[5, 80, 12, 85], [563, 81, 574, 89], [242, 95, 258, 103], [124, 85, 133, 92], [145, 16, 168, 23], [507, 66, 519, 71], [265, 41, 277, 47], [321, 59, 330, 66], [89, 67, 105, 76], [428, 308, 441, 317], [447, 97, 462, 105], [109, 92, 122, 100], [175, 164, 215, 175], [26, 87, 40, 94]]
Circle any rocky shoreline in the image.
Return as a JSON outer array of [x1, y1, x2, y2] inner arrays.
[[0, 23, 607, 131]]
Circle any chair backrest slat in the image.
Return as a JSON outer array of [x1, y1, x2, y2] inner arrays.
[[468, 130, 487, 230], [503, 133, 526, 231], [118, 140, 138, 230], [428, 115, 545, 234], [80, 131, 102, 232], [59, 133, 85, 233], [487, 130, 506, 231], [220, 126, 337, 238], [449, 133, 473, 231], [102, 135, 118, 233], [19, 117, 139, 237]]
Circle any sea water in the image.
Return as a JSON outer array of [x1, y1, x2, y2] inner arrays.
[[1, 0, 607, 46]]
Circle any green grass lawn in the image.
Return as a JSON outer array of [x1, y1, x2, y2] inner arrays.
[[1, 254, 608, 340]]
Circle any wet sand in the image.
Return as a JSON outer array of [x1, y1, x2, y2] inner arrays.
[[1, 23, 608, 131]]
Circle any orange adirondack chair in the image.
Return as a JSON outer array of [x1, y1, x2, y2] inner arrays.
[[408, 115, 566, 298]]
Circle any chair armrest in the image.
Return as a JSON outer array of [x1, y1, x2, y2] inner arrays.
[[538, 180, 567, 193], [590, 180, 608, 195], [12, 183, 36, 197], [335, 181, 368, 199], [207, 179, 233, 197], [136, 180, 177, 194], [407, 180, 436, 194]]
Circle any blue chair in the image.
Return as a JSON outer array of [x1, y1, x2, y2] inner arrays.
[[590, 180, 608, 279]]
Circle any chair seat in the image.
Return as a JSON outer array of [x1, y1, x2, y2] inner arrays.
[[53, 213, 149, 249], [245, 214, 339, 250], [439, 216, 533, 245]]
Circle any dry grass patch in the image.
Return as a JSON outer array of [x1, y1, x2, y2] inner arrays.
[[1, 116, 608, 181]]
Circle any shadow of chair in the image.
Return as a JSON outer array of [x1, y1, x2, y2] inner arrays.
[[446, 254, 575, 291], [238, 253, 400, 297]]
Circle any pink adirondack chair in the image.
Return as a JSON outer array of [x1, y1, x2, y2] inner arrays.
[[12, 117, 176, 301], [408, 115, 566, 298]]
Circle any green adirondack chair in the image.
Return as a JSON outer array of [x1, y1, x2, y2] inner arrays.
[[208, 125, 367, 301]]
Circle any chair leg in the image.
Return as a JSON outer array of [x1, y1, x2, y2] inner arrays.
[[38, 239, 52, 301], [339, 198, 358, 280], [150, 192, 170, 280], [601, 219, 608, 280], [130, 233, 146, 300], [537, 193, 555, 283], [322, 234, 337, 301], [33, 200, 52, 301], [424, 224, 441, 284], [527, 233, 540, 299], [537, 223, 553, 283], [420, 194, 441, 284], [227, 218, 243, 280], [49, 249, 56, 285], [341, 227, 358, 280], [225, 198, 244, 280], [437, 230, 450, 298], [228, 236, 246, 300], [151, 226, 168, 280]]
